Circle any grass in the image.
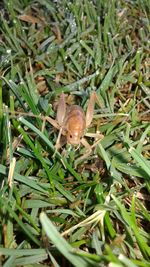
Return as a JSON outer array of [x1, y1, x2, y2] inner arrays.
[[0, 0, 150, 266]]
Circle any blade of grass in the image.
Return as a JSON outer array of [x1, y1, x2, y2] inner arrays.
[[5, 202, 40, 246], [40, 212, 93, 267], [112, 195, 150, 259], [17, 125, 55, 191], [128, 146, 150, 178]]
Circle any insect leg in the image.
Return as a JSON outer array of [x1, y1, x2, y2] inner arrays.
[[85, 91, 102, 127]]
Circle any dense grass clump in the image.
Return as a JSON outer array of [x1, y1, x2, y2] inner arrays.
[[0, 0, 150, 266]]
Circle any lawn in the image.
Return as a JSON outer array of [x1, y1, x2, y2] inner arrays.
[[0, 0, 150, 266]]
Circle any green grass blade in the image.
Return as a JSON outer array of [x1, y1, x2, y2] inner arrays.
[[40, 212, 93, 267]]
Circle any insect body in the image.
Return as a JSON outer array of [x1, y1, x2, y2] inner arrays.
[[48, 92, 104, 162], [62, 105, 86, 145]]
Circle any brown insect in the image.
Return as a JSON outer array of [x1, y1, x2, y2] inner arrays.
[[46, 92, 104, 163]]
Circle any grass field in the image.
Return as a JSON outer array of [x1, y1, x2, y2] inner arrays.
[[0, 0, 150, 266]]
